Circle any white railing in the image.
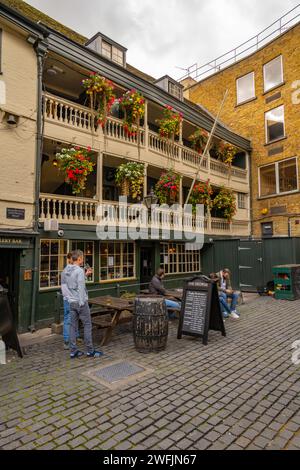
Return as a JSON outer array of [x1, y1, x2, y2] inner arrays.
[[39, 194, 98, 223], [44, 93, 95, 132], [148, 132, 180, 160], [43, 93, 247, 181], [105, 116, 145, 146], [179, 5, 300, 81], [39, 195, 249, 236], [182, 147, 208, 169]]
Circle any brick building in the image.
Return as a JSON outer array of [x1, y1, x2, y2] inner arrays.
[[183, 12, 300, 239]]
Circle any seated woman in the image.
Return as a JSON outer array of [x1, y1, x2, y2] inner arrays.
[[149, 269, 181, 318]]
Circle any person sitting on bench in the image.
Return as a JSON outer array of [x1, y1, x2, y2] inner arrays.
[[149, 269, 181, 317], [211, 268, 240, 320]]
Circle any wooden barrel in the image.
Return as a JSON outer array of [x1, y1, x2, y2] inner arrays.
[[133, 296, 169, 353]]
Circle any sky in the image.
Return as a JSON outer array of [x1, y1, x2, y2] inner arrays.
[[26, 0, 299, 79]]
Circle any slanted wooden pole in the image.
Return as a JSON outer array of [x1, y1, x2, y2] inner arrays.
[[185, 90, 228, 206]]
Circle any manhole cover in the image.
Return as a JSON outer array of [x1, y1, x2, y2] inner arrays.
[[95, 361, 145, 383], [83, 360, 154, 389]]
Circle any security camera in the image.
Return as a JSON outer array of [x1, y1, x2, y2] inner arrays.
[[57, 229, 64, 238]]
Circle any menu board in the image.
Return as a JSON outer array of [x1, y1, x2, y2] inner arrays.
[[178, 276, 226, 345], [182, 290, 208, 336]]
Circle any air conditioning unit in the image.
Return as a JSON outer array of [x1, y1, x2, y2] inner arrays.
[[44, 219, 59, 232]]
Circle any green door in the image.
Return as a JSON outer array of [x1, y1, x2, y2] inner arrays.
[[238, 241, 264, 292]]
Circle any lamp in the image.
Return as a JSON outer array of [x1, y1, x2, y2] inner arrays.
[[143, 187, 158, 210]]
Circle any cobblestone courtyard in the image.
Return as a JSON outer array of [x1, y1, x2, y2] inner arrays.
[[1, 296, 300, 451]]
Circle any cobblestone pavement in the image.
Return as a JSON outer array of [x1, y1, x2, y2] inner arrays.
[[1, 296, 300, 451]]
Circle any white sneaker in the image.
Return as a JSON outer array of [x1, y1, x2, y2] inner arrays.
[[229, 311, 239, 320]]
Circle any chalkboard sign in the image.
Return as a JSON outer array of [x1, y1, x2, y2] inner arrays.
[[177, 275, 226, 345], [0, 289, 23, 358]]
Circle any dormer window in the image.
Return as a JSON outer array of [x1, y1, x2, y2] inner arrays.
[[168, 81, 182, 100], [155, 75, 184, 101], [86, 33, 127, 67]]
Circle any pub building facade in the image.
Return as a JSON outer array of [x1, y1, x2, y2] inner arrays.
[[0, 1, 251, 332]]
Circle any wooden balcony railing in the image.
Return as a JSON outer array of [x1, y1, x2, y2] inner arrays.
[[43, 93, 247, 181], [39, 194, 249, 236]]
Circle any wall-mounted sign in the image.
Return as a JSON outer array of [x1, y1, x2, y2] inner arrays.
[[0, 237, 31, 249], [6, 208, 25, 220]]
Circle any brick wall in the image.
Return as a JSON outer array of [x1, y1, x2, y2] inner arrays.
[[186, 24, 300, 237]]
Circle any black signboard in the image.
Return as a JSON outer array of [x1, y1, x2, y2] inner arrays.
[[6, 208, 25, 220], [177, 275, 226, 345], [0, 289, 23, 358]]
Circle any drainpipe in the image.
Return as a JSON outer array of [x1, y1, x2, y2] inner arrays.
[[29, 37, 48, 332], [247, 151, 253, 238]]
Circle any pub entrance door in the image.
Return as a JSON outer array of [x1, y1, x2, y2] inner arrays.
[[0, 249, 20, 325], [140, 245, 155, 289]]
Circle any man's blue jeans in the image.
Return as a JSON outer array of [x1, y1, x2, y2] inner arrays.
[[165, 299, 181, 311], [63, 299, 79, 343], [219, 292, 239, 313], [219, 295, 231, 317]]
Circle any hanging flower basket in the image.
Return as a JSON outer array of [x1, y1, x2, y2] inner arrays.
[[215, 141, 239, 166], [157, 105, 183, 140], [115, 162, 144, 200], [189, 180, 214, 212], [82, 73, 116, 127], [213, 187, 237, 221], [56, 146, 95, 195], [119, 89, 145, 137], [189, 129, 209, 154], [155, 170, 180, 204]]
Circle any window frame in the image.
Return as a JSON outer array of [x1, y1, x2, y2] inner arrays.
[[99, 241, 136, 283], [160, 243, 201, 275], [39, 239, 69, 290], [236, 71, 255, 105], [258, 157, 299, 198], [101, 40, 112, 60], [237, 193, 247, 210], [39, 239, 96, 290], [265, 105, 285, 144], [263, 55, 284, 93], [70, 241, 95, 283], [112, 46, 124, 66]]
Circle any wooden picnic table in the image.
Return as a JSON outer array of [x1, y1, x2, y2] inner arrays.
[[140, 289, 183, 301], [88, 296, 134, 346]]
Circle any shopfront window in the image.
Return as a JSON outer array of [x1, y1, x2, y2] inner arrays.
[[160, 243, 201, 275], [100, 242, 135, 281], [40, 240, 68, 289], [70, 241, 94, 282]]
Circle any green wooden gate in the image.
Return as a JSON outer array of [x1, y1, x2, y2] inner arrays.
[[238, 240, 264, 292]]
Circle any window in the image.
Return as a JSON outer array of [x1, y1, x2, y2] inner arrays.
[[112, 46, 123, 66], [265, 105, 285, 143], [168, 82, 182, 100], [40, 240, 68, 289], [263, 56, 283, 93], [238, 193, 247, 210], [102, 41, 112, 60], [100, 242, 135, 281], [160, 243, 201, 275], [236, 72, 255, 104], [70, 241, 94, 282], [279, 159, 298, 193], [259, 158, 298, 197]]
